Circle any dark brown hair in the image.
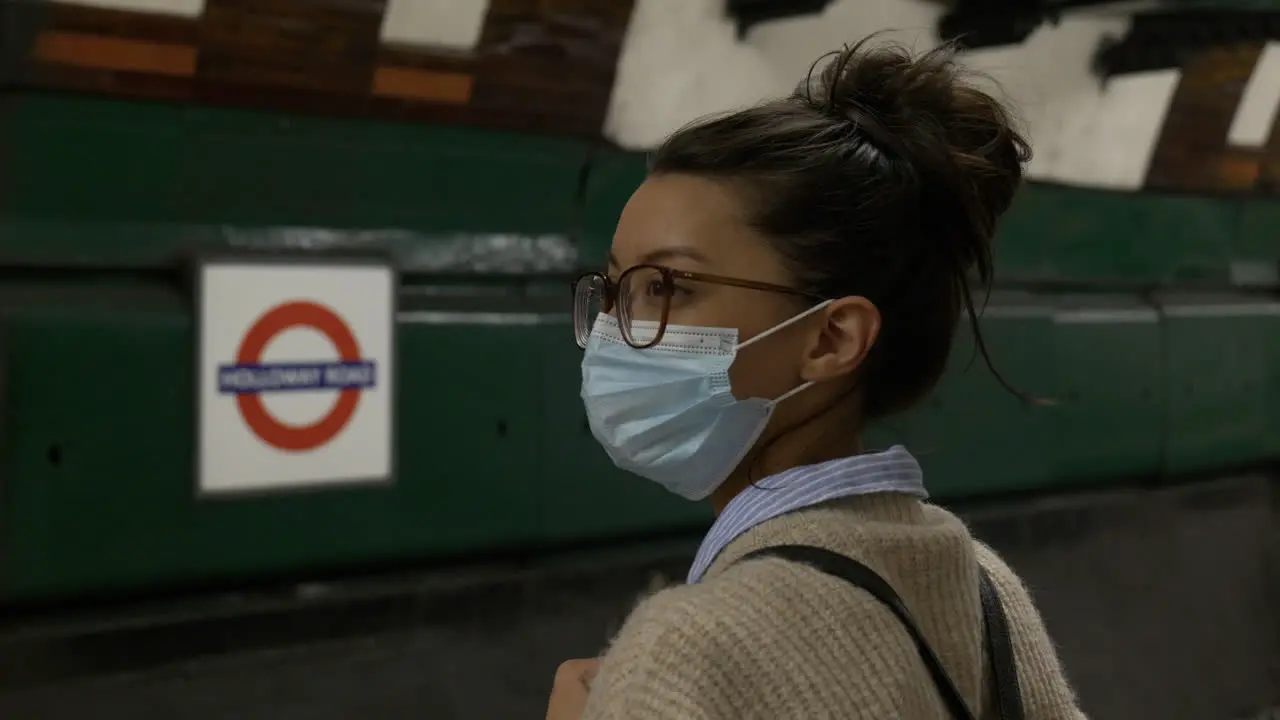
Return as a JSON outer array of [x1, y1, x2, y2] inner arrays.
[[649, 37, 1032, 420]]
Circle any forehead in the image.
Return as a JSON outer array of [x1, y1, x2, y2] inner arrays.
[[609, 174, 788, 282]]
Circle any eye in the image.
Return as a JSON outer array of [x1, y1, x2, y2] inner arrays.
[[644, 278, 670, 297]]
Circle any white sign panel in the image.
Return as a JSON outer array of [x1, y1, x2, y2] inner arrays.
[[72, 0, 205, 17], [197, 259, 396, 496], [381, 0, 490, 52]]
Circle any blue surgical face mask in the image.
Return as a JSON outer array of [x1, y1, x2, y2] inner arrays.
[[580, 301, 832, 501]]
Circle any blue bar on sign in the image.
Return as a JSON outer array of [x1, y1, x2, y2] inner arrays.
[[217, 361, 377, 394]]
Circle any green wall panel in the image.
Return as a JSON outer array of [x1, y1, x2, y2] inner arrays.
[[579, 152, 647, 268], [868, 293, 1166, 498], [1160, 294, 1280, 475], [1231, 200, 1280, 287], [1047, 295, 1164, 481], [0, 287, 541, 601], [998, 185, 1238, 284], [868, 293, 1057, 498], [1, 102, 1274, 283], [0, 95, 588, 268]]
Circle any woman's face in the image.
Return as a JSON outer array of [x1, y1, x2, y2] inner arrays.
[[607, 173, 838, 417]]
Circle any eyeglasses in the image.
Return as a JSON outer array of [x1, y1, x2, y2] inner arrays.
[[572, 264, 822, 349]]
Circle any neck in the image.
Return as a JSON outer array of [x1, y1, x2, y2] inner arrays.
[[708, 413, 864, 515]]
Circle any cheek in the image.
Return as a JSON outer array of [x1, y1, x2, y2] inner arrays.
[[728, 343, 800, 401]]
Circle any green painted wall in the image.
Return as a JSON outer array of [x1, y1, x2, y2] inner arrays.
[[0, 94, 1276, 603], [0, 95, 587, 269]]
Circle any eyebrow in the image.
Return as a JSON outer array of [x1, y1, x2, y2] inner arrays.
[[607, 245, 711, 269]]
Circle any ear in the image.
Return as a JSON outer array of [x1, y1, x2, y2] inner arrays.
[[799, 296, 880, 382]]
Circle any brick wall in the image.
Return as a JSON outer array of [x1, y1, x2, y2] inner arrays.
[[1, 0, 634, 138]]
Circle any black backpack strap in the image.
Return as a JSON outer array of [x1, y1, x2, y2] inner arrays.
[[979, 567, 1025, 720], [738, 544, 978, 720]]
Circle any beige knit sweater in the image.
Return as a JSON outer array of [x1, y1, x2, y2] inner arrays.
[[581, 493, 1086, 719]]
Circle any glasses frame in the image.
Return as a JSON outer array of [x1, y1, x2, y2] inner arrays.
[[572, 264, 823, 349]]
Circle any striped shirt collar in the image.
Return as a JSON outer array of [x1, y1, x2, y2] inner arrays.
[[686, 445, 927, 584]]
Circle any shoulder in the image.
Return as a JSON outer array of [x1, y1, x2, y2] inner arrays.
[[972, 541, 1087, 718], [657, 552, 922, 649], [583, 555, 927, 719], [972, 539, 1053, 637]]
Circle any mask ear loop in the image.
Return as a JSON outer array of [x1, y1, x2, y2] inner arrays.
[[735, 299, 834, 405], [736, 299, 833, 351]]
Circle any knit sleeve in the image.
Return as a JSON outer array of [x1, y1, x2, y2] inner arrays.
[[579, 586, 741, 720], [975, 542, 1089, 720]]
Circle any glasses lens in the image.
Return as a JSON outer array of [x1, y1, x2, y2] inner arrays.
[[572, 274, 607, 348], [619, 266, 669, 347]]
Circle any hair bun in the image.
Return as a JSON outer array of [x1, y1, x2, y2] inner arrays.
[[797, 39, 1031, 253]]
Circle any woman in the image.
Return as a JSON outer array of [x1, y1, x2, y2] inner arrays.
[[547, 39, 1085, 720]]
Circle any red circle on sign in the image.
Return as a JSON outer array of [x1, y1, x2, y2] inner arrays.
[[235, 300, 363, 452]]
